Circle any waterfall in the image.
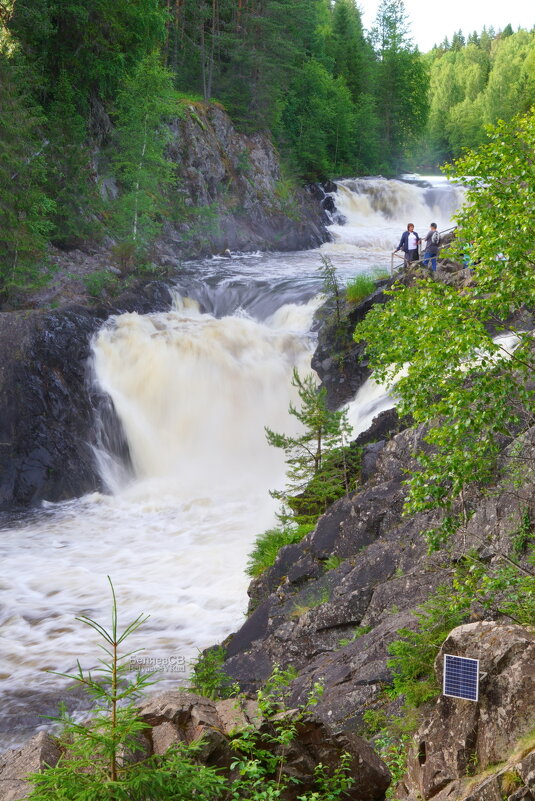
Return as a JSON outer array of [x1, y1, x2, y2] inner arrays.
[[0, 175, 466, 751], [0, 292, 324, 750], [322, 176, 464, 269], [92, 296, 319, 496]]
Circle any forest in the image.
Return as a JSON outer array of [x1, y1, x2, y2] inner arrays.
[[0, 0, 534, 301]]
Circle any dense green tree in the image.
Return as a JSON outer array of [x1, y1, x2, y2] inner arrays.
[[110, 53, 179, 260], [371, 0, 428, 171], [278, 58, 358, 179], [8, 0, 168, 107], [450, 29, 465, 50], [330, 0, 371, 99], [0, 55, 55, 302], [484, 31, 535, 124], [45, 70, 101, 247], [420, 27, 535, 165], [266, 368, 358, 525], [355, 109, 535, 548]]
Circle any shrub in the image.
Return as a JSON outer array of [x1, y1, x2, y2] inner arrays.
[[189, 645, 238, 700], [83, 269, 119, 299], [28, 578, 226, 800], [345, 273, 377, 304], [246, 523, 314, 577], [28, 584, 354, 800]]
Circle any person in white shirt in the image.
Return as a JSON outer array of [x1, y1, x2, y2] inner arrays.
[[396, 223, 420, 266]]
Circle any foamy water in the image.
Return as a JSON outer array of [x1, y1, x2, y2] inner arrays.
[[325, 175, 463, 272], [0, 175, 463, 750]]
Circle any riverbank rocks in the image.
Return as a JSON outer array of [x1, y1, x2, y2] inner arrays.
[[221, 423, 447, 726], [0, 691, 390, 801], [0, 282, 173, 510], [312, 282, 391, 410], [400, 622, 535, 801], [0, 732, 61, 801], [137, 690, 391, 801]]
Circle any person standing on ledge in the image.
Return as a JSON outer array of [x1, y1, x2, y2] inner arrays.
[[395, 223, 420, 267], [422, 222, 440, 272]]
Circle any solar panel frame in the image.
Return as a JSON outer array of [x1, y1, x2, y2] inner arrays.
[[443, 654, 479, 702]]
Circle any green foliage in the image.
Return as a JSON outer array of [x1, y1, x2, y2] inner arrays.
[[189, 645, 238, 700], [82, 270, 120, 299], [323, 554, 343, 572], [26, 585, 358, 801], [110, 52, 180, 256], [355, 109, 535, 545], [511, 509, 534, 556], [421, 28, 535, 164], [387, 546, 535, 712], [475, 550, 535, 627], [375, 729, 411, 794], [9, 0, 168, 106], [266, 368, 359, 527], [370, 0, 429, 170], [0, 54, 55, 304], [345, 274, 377, 304], [28, 578, 225, 800], [246, 523, 314, 578], [278, 57, 359, 180], [386, 566, 477, 704], [319, 255, 344, 325], [338, 625, 372, 647], [45, 69, 101, 247], [290, 587, 330, 618]]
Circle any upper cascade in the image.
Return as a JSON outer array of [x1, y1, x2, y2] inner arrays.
[[325, 176, 464, 255]]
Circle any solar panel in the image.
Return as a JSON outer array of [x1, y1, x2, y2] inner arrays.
[[443, 654, 479, 702]]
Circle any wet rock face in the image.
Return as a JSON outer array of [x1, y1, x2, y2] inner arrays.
[[312, 283, 391, 410], [160, 104, 328, 257], [0, 283, 173, 511], [220, 421, 535, 738], [222, 424, 445, 728], [403, 623, 535, 801]]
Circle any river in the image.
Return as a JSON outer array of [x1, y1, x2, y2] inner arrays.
[[0, 176, 463, 750]]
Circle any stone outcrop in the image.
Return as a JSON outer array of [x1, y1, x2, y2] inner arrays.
[[0, 282, 173, 511], [221, 418, 535, 736], [0, 691, 390, 801], [400, 622, 535, 801], [0, 732, 61, 801], [312, 281, 391, 410], [160, 103, 328, 259], [222, 423, 447, 730]]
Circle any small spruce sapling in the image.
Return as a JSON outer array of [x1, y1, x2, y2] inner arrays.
[[28, 577, 225, 800], [265, 368, 359, 526]]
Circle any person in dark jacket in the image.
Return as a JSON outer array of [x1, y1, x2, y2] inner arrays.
[[422, 222, 440, 271], [396, 223, 420, 266]]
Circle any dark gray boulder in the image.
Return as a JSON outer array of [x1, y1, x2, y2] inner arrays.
[[0, 283, 173, 511]]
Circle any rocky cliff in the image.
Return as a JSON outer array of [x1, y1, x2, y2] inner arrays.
[[159, 102, 328, 258], [0, 282, 174, 511]]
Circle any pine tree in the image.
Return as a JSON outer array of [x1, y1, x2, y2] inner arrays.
[[110, 53, 179, 265], [371, 0, 429, 171], [266, 369, 359, 525], [45, 70, 101, 248], [0, 55, 55, 304]]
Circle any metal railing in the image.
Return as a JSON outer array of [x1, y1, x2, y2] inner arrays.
[[390, 225, 457, 275]]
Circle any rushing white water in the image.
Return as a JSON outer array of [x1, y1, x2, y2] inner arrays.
[[0, 175, 463, 751], [0, 296, 324, 749], [325, 175, 464, 271]]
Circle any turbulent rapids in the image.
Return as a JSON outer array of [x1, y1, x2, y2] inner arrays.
[[0, 175, 462, 750]]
